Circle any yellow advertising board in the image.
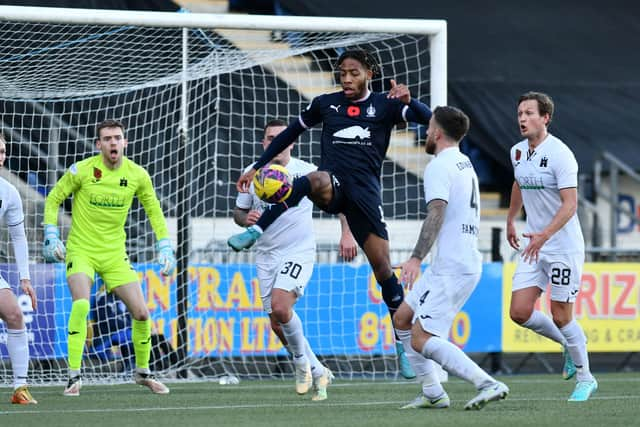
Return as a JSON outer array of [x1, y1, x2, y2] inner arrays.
[[502, 262, 640, 352]]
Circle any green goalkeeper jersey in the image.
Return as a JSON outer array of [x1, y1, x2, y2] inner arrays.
[[44, 154, 169, 254]]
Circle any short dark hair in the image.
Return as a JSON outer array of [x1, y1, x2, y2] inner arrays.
[[432, 106, 470, 142], [96, 119, 126, 139], [518, 91, 554, 124], [335, 49, 380, 76], [263, 118, 287, 132]]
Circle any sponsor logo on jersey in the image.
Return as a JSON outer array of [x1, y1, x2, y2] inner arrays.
[[332, 126, 372, 145], [89, 193, 126, 208], [518, 175, 545, 190], [347, 105, 361, 117], [329, 104, 341, 112], [365, 104, 376, 117]]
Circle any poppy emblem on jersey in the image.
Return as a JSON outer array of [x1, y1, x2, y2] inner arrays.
[[93, 167, 102, 179], [347, 105, 360, 117], [515, 149, 521, 161]]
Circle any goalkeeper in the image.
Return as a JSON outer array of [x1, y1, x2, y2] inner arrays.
[[43, 119, 176, 396]]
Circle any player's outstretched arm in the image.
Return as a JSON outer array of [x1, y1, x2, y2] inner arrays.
[[237, 120, 306, 193], [388, 79, 432, 125]]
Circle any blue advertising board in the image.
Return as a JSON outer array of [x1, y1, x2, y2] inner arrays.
[[0, 262, 503, 359]]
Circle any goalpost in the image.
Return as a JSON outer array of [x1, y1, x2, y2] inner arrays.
[[0, 5, 446, 383]]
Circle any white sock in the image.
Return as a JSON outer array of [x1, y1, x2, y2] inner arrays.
[[7, 328, 29, 388], [522, 310, 567, 345], [304, 338, 324, 378], [560, 320, 593, 381], [280, 311, 308, 368], [395, 328, 444, 397], [421, 336, 494, 390]]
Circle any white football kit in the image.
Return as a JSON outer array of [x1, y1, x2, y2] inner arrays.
[[236, 158, 317, 313], [406, 147, 482, 337], [510, 134, 584, 302], [0, 177, 30, 290]]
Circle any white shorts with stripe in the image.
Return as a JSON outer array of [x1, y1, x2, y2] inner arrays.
[[256, 252, 314, 314], [512, 251, 584, 303], [405, 268, 481, 338]]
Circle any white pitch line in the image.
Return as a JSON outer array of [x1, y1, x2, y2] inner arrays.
[[3, 394, 640, 416]]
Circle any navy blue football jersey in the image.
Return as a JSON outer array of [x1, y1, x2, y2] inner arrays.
[[299, 91, 415, 198]]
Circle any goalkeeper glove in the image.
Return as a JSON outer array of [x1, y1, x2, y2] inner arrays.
[[156, 238, 176, 276], [42, 224, 66, 263]]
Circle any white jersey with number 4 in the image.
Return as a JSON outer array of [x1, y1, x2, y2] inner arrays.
[[510, 134, 584, 254], [423, 147, 482, 275], [236, 158, 317, 257]]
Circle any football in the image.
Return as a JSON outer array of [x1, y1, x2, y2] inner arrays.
[[253, 164, 293, 204]]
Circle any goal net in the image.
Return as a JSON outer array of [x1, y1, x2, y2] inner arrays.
[[0, 6, 446, 384]]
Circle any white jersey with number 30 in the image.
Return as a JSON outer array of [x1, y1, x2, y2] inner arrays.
[[423, 147, 482, 275], [510, 134, 584, 254], [236, 157, 317, 257]]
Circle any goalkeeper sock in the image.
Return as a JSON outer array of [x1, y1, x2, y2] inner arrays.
[[67, 299, 90, 371], [7, 328, 29, 388], [256, 176, 311, 232], [132, 319, 152, 371]]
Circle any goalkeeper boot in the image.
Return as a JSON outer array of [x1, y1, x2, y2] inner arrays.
[[464, 381, 509, 410], [63, 375, 82, 397], [562, 345, 577, 380], [311, 367, 334, 401], [295, 362, 312, 395], [135, 372, 170, 395], [227, 228, 261, 252], [400, 392, 450, 409], [568, 378, 598, 402], [396, 341, 416, 379], [11, 386, 38, 404]]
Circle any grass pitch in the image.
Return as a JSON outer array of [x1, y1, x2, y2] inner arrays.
[[1, 373, 637, 426]]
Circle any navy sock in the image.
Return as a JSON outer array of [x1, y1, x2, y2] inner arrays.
[[256, 176, 311, 231], [380, 274, 404, 318]]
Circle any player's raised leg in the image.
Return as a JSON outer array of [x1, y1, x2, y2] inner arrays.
[[114, 282, 169, 394]]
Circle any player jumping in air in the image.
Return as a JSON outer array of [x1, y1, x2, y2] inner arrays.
[[228, 49, 433, 378]]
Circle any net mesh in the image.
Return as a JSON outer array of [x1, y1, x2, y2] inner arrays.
[[0, 18, 433, 384]]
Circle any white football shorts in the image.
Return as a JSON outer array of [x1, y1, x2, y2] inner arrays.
[[406, 268, 481, 338], [512, 251, 584, 303], [256, 255, 314, 314]]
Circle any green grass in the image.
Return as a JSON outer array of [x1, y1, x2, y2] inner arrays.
[[1, 373, 637, 426]]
